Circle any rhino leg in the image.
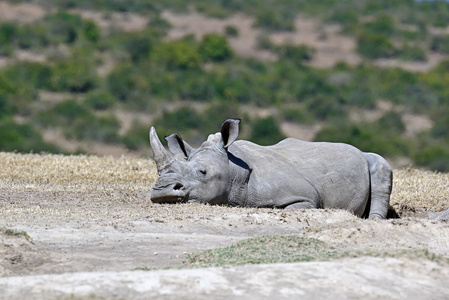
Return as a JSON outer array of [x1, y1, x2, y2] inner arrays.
[[364, 153, 393, 219]]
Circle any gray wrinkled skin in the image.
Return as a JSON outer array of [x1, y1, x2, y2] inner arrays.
[[150, 119, 393, 219]]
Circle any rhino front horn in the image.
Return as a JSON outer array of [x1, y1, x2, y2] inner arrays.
[[149, 127, 175, 173]]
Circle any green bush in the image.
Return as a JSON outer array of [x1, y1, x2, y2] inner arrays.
[[377, 111, 405, 134], [365, 13, 396, 36], [201, 101, 241, 130], [83, 91, 117, 110], [153, 106, 203, 134], [0, 94, 13, 119], [122, 121, 149, 150], [430, 35, 449, 54], [225, 25, 239, 37], [0, 119, 59, 153], [327, 7, 359, 32], [356, 31, 396, 59], [398, 43, 427, 62], [305, 94, 347, 121], [107, 64, 137, 101], [43, 11, 83, 44], [70, 114, 121, 143], [254, 10, 294, 31], [274, 44, 314, 66], [3, 61, 52, 89], [106, 30, 159, 63], [314, 121, 410, 158], [281, 106, 313, 124], [82, 19, 101, 43], [49, 50, 99, 92], [36, 99, 89, 127], [0, 66, 39, 115], [151, 38, 201, 70], [414, 144, 449, 172], [15, 23, 50, 49], [0, 23, 17, 55], [199, 33, 233, 62], [249, 116, 285, 146], [147, 15, 172, 35]]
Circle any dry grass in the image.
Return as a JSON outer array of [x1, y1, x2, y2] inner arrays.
[[0, 152, 448, 216], [391, 168, 449, 215]]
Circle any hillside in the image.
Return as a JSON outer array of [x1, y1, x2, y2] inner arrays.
[[1, 0, 449, 171]]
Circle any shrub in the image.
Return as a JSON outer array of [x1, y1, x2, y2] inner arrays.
[[0, 93, 13, 119], [430, 35, 449, 54], [414, 144, 449, 172], [398, 43, 427, 62], [274, 44, 314, 66], [356, 31, 396, 59], [0, 119, 59, 153], [0, 66, 38, 115], [327, 8, 359, 32], [70, 114, 121, 143], [249, 116, 285, 146], [3, 61, 52, 89], [201, 101, 241, 129], [122, 121, 149, 150], [377, 111, 405, 134], [199, 34, 233, 62], [15, 23, 49, 49], [83, 91, 116, 110], [49, 51, 99, 92], [107, 30, 158, 63], [281, 106, 313, 124], [107, 64, 137, 101], [365, 13, 396, 36], [151, 39, 201, 70], [153, 106, 203, 134], [314, 121, 410, 158], [36, 99, 89, 127], [0, 23, 16, 55], [147, 15, 172, 35], [82, 19, 101, 43], [254, 10, 294, 32], [43, 11, 83, 44], [225, 25, 239, 37], [305, 94, 347, 121]]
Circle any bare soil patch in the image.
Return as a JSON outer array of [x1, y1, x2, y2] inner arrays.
[[0, 153, 448, 298]]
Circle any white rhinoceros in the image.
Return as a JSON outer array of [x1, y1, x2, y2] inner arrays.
[[149, 119, 393, 219]]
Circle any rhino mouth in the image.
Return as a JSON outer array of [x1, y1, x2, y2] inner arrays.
[[150, 182, 187, 203]]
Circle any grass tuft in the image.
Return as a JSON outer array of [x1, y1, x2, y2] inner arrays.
[[0, 227, 34, 244]]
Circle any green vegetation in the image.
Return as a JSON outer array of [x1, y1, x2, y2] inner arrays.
[[186, 236, 337, 267], [184, 235, 448, 268], [1, 1, 449, 171], [0, 227, 33, 244]]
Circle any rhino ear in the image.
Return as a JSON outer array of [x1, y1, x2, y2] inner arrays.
[[165, 133, 194, 159], [220, 118, 240, 148]]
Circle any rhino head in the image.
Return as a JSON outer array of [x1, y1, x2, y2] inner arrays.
[[149, 119, 241, 205]]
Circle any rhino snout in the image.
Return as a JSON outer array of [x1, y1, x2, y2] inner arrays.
[[150, 181, 187, 203]]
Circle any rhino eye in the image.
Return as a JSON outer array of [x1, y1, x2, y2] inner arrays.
[[199, 169, 207, 176]]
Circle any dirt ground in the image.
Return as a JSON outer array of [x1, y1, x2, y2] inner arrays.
[[0, 153, 449, 299]]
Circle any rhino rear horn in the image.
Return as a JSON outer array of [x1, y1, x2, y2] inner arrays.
[[149, 127, 176, 173], [165, 133, 194, 159]]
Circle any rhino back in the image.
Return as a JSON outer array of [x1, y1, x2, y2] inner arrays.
[[228, 138, 370, 214]]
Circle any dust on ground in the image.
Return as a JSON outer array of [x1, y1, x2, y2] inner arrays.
[[0, 153, 448, 298]]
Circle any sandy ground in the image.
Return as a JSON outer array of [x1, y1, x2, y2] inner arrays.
[[0, 153, 448, 299]]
